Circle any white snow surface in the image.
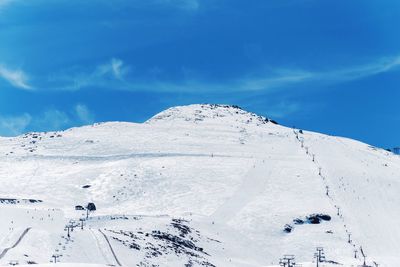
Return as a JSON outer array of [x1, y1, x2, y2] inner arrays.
[[0, 104, 399, 267]]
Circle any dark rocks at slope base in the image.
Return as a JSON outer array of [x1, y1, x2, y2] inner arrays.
[[111, 235, 141, 251], [283, 224, 293, 233], [284, 213, 332, 233], [306, 214, 331, 224], [294, 213, 331, 225], [105, 218, 218, 267], [151, 230, 206, 254], [293, 218, 305, 225], [171, 218, 192, 237], [0, 198, 43, 205]]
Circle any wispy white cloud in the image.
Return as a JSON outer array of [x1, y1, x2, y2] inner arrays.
[[74, 104, 94, 124], [0, 104, 95, 136], [233, 55, 400, 92], [98, 58, 126, 80], [236, 70, 314, 92], [0, 0, 14, 9], [0, 65, 33, 90], [311, 55, 400, 82], [34, 104, 94, 131], [262, 101, 301, 119], [44, 54, 400, 93], [34, 109, 71, 130], [0, 113, 32, 136], [51, 58, 130, 91]]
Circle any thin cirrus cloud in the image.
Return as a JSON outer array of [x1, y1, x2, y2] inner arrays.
[[0, 104, 94, 136], [0, 113, 32, 136], [5, 54, 400, 93], [262, 102, 301, 119], [233, 55, 400, 92], [0, 0, 13, 9], [74, 104, 95, 124], [0, 0, 200, 10], [48, 58, 129, 91], [50, 55, 400, 93], [311, 55, 400, 82], [0, 65, 33, 90]]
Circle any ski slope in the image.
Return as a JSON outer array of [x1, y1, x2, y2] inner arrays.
[[0, 104, 399, 266]]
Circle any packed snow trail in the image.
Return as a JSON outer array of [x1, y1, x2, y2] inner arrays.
[[98, 229, 122, 266], [0, 227, 31, 259], [210, 158, 282, 223], [89, 229, 114, 266]]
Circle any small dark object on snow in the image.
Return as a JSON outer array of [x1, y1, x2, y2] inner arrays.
[[82, 185, 91, 189], [317, 214, 331, 221], [283, 224, 293, 233], [293, 218, 304, 225], [306, 214, 331, 224], [75, 205, 85, 210]]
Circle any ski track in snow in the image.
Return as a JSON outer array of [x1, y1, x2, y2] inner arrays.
[[88, 228, 113, 266], [0, 228, 31, 260], [97, 229, 122, 266], [210, 158, 283, 224]]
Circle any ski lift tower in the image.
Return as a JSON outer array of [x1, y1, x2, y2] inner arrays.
[[52, 254, 61, 263], [314, 247, 326, 267], [279, 255, 296, 267], [358, 247, 373, 267]]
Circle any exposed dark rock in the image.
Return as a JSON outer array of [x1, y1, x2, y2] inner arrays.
[[283, 224, 293, 233], [306, 214, 331, 224], [293, 218, 305, 225], [171, 219, 191, 238]]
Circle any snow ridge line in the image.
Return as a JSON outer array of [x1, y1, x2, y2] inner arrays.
[[0, 227, 31, 259]]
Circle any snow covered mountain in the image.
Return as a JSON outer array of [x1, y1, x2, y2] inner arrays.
[[0, 104, 399, 267]]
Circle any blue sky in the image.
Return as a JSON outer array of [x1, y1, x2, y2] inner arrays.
[[0, 0, 399, 148]]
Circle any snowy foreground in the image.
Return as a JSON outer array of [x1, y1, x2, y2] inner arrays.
[[0, 104, 399, 267]]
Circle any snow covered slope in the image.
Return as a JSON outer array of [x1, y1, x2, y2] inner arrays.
[[0, 104, 399, 266]]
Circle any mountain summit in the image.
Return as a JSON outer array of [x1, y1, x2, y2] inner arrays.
[[147, 104, 276, 126]]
